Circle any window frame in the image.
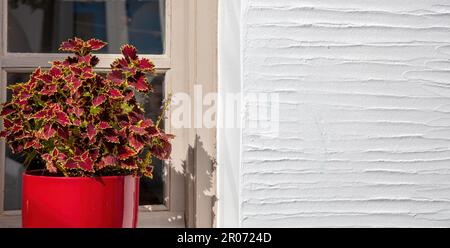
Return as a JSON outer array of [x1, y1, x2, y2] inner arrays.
[[0, 0, 191, 228]]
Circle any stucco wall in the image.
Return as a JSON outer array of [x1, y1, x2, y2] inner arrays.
[[240, 0, 450, 227]]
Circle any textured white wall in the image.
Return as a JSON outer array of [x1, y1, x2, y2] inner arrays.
[[241, 0, 450, 227]]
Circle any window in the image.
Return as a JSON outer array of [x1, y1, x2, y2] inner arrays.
[[0, 0, 191, 228], [1, 0, 218, 228]]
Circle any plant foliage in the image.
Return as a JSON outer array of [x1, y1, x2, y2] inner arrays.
[[0, 38, 173, 178]]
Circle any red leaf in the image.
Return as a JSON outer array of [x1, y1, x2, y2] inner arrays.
[[52, 147, 59, 157], [129, 135, 144, 152], [92, 95, 106, 107], [24, 140, 41, 149], [47, 163, 57, 173], [16, 133, 32, 140], [70, 76, 82, 93], [97, 121, 111, 129], [37, 74, 53, 84], [107, 70, 124, 86], [0, 106, 14, 116], [118, 127, 127, 139], [130, 125, 146, 135], [40, 84, 57, 96], [143, 166, 154, 178], [65, 159, 79, 169], [82, 67, 94, 78], [124, 90, 135, 101], [140, 119, 154, 128], [41, 153, 57, 173], [151, 134, 174, 160], [59, 38, 83, 52], [0, 131, 8, 138], [91, 56, 99, 67], [3, 119, 13, 128], [73, 119, 81, 126], [97, 155, 116, 169], [11, 124, 23, 134], [32, 109, 48, 119], [121, 159, 138, 169], [70, 66, 82, 76], [56, 111, 70, 126], [79, 151, 94, 171], [57, 127, 70, 140], [79, 55, 91, 65], [87, 39, 107, 51], [87, 123, 97, 140], [112, 58, 129, 69], [57, 152, 67, 162], [49, 67, 62, 79], [129, 75, 150, 92], [108, 88, 124, 99], [118, 146, 137, 161], [18, 90, 32, 101], [121, 45, 138, 60], [104, 135, 120, 144], [138, 58, 155, 72], [72, 106, 84, 118], [40, 124, 56, 140], [90, 149, 100, 161]]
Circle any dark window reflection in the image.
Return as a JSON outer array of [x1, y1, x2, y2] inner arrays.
[[4, 73, 166, 210], [8, 0, 165, 54], [136, 74, 166, 206]]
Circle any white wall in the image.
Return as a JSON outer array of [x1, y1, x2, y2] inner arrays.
[[239, 0, 450, 227]]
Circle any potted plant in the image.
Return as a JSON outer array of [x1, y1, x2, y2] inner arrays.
[[0, 38, 174, 228]]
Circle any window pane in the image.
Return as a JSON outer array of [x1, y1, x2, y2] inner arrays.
[[3, 72, 166, 210], [8, 0, 165, 54], [136, 74, 166, 205]]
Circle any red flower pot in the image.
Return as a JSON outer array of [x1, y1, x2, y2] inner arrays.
[[22, 171, 139, 228]]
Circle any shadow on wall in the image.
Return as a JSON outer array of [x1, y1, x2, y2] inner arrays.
[[183, 135, 217, 228]]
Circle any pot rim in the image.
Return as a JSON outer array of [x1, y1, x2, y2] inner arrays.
[[23, 170, 140, 180]]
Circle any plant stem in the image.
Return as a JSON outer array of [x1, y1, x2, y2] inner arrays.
[[156, 93, 172, 129]]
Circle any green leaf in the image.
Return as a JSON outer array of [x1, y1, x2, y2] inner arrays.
[[120, 102, 133, 114], [90, 106, 102, 115]]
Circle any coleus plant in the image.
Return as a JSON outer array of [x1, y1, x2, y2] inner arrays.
[[0, 38, 174, 178]]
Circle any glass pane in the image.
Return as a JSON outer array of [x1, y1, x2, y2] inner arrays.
[[8, 0, 165, 54], [3, 72, 166, 210], [136, 74, 166, 205]]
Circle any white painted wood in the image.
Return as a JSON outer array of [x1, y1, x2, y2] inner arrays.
[[0, 54, 170, 69], [217, 0, 241, 228], [138, 211, 185, 228], [0, 211, 185, 228], [240, 0, 450, 227]]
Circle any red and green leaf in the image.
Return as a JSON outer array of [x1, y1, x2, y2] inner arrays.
[[121, 44, 138, 60], [138, 58, 155, 72], [87, 39, 107, 51], [56, 111, 70, 126], [97, 121, 111, 130], [129, 74, 150, 92], [92, 95, 106, 107], [108, 88, 124, 99], [0, 38, 173, 178], [87, 123, 97, 140], [129, 134, 144, 152], [118, 146, 137, 161]]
